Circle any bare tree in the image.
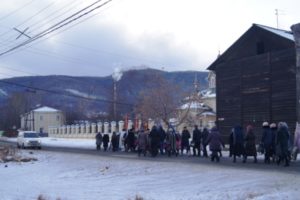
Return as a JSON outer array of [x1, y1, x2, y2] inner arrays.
[[2, 92, 35, 133], [136, 73, 189, 127]]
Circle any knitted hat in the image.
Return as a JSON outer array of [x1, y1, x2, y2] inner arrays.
[[262, 122, 269, 127], [270, 123, 277, 128]]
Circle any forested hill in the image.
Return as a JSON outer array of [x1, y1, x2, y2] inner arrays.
[[0, 68, 208, 116]]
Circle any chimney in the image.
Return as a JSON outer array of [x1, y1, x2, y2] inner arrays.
[[291, 23, 300, 123]]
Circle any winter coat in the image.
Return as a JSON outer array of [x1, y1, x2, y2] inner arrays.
[[244, 130, 257, 156], [103, 134, 110, 147], [166, 131, 176, 151], [261, 127, 273, 148], [232, 126, 245, 156], [192, 128, 201, 144], [149, 127, 160, 148], [202, 128, 209, 145], [276, 125, 290, 157], [158, 127, 166, 143], [205, 127, 224, 151], [137, 131, 148, 150], [111, 133, 119, 149], [127, 129, 136, 147], [270, 127, 277, 153], [181, 129, 191, 147], [95, 132, 103, 145]]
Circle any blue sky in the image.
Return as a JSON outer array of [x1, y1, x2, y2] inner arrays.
[[0, 0, 299, 78]]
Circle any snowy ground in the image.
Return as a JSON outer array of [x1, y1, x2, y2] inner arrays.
[[0, 137, 299, 200]]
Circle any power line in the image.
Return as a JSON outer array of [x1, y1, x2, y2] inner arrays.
[[0, 0, 37, 23], [0, 0, 84, 47], [0, 0, 112, 57]]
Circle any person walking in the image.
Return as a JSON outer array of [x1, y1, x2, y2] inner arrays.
[[165, 127, 177, 157], [261, 122, 273, 164], [111, 132, 119, 152], [158, 126, 166, 155], [202, 127, 209, 157], [243, 125, 257, 163], [137, 129, 148, 157], [192, 125, 202, 156], [127, 126, 136, 152], [270, 123, 278, 162], [232, 125, 245, 163], [102, 133, 110, 151], [95, 132, 103, 151], [205, 126, 224, 162], [276, 122, 290, 167], [181, 127, 191, 155], [149, 126, 160, 157]]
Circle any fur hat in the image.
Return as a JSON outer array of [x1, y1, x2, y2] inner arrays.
[[262, 122, 269, 127], [270, 123, 277, 128]]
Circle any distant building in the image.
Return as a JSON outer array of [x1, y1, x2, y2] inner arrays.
[[20, 106, 65, 133], [178, 73, 216, 131], [207, 24, 300, 138]]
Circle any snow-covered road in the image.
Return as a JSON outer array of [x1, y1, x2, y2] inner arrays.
[[0, 148, 299, 200]]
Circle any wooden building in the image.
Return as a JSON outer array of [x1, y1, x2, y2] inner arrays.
[[207, 24, 300, 138]]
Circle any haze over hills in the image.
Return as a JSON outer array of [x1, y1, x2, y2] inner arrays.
[[0, 68, 208, 119]]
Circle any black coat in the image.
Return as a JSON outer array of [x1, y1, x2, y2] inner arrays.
[[159, 127, 166, 142], [244, 131, 256, 156], [111, 134, 119, 148], [202, 128, 209, 145], [149, 128, 160, 147], [276, 127, 290, 157], [103, 134, 110, 146], [181, 129, 191, 146], [232, 126, 245, 156], [193, 128, 201, 144], [127, 129, 136, 146]]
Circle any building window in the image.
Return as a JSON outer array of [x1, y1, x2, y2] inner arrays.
[[40, 116, 43, 121], [56, 115, 60, 121]]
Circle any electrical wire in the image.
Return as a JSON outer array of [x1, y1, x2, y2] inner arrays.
[[0, 0, 37, 23], [0, 0, 112, 57], [0, 0, 85, 47]]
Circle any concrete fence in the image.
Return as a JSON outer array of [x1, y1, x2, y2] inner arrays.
[[48, 119, 155, 139]]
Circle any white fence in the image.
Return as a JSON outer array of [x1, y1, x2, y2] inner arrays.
[[48, 119, 155, 139]]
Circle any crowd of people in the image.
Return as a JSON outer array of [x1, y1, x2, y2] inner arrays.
[[95, 121, 300, 167], [229, 121, 300, 167]]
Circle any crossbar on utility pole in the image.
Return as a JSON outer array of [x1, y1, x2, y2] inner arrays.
[[13, 27, 31, 39]]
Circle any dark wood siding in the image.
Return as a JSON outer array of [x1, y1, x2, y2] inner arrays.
[[216, 48, 297, 140]]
